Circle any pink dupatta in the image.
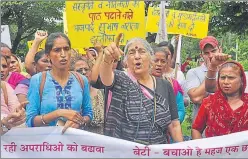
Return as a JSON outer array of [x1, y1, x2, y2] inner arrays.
[[7, 72, 26, 89]]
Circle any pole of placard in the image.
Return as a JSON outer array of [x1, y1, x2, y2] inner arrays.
[[155, 1, 168, 43], [236, 38, 238, 61], [174, 34, 182, 80]]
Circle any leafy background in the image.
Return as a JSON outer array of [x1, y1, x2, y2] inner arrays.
[[2, 1, 248, 136]]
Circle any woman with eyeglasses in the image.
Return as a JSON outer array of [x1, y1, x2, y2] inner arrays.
[[26, 32, 93, 134], [100, 35, 183, 145], [71, 55, 104, 135]]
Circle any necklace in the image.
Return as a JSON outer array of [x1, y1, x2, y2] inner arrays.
[[133, 76, 157, 145]]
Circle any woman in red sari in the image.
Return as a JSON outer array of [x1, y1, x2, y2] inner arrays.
[[192, 61, 248, 139]]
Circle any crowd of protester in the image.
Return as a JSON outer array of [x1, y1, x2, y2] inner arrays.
[[1, 30, 248, 145]]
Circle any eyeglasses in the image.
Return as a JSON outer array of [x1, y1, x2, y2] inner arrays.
[[127, 48, 147, 56], [52, 46, 71, 53]]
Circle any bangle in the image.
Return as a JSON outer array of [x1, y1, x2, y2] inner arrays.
[[41, 115, 47, 125], [205, 75, 216, 80], [1, 118, 9, 132], [79, 117, 87, 129], [103, 59, 113, 65], [208, 66, 218, 72], [1, 124, 9, 132]]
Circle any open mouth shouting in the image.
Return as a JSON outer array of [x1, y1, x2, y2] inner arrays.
[[134, 62, 142, 69]]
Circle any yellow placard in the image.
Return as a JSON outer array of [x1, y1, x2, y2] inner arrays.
[[146, 8, 210, 39], [72, 48, 86, 54], [27, 39, 46, 51], [65, 1, 145, 49]]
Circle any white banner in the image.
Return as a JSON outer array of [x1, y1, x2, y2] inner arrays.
[[1, 25, 12, 48], [1, 127, 248, 158]]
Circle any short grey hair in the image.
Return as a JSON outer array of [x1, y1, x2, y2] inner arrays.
[[123, 38, 154, 60]]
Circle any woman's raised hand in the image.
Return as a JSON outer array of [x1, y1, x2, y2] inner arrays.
[[34, 30, 48, 43], [93, 40, 103, 54], [103, 33, 124, 63]]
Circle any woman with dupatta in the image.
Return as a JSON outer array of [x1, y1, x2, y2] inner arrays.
[[100, 34, 183, 145], [192, 61, 248, 139]]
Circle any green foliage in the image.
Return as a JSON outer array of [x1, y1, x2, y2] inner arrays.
[[144, 1, 248, 64], [189, 61, 198, 68], [1, 1, 65, 56], [181, 37, 200, 62], [181, 104, 193, 136], [240, 60, 248, 71], [211, 2, 248, 35]]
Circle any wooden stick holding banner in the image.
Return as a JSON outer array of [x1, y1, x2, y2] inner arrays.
[[155, 1, 168, 43], [174, 34, 182, 80]]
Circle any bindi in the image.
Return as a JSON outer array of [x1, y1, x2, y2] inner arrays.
[[135, 46, 139, 50]]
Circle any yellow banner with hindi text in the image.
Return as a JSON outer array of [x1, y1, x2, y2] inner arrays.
[[65, 1, 145, 49], [146, 8, 209, 39]]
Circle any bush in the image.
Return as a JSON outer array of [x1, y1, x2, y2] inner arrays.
[[240, 60, 248, 71]]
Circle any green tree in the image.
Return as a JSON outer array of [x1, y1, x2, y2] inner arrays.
[[1, 1, 64, 56]]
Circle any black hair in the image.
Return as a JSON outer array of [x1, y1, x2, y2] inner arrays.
[[88, 47, 97, 50], [153, 47, 169, 59], [116, 60, 124, 71], [70, 56, 90, 71], [157, 41, 174, 57], [34, 50, 46, 63], [45, 32, 71, 54]]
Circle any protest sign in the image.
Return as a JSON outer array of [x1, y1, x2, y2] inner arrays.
[[146, 8, 210, 39], [27, 39, 46, 51], [1, 25, 12, 48], [65, 1, 145, 49], [1, 127, 248, 158]]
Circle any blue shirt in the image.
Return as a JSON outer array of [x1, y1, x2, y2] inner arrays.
[[26, 71, 93, 127], [176, 92, 185, 123]]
